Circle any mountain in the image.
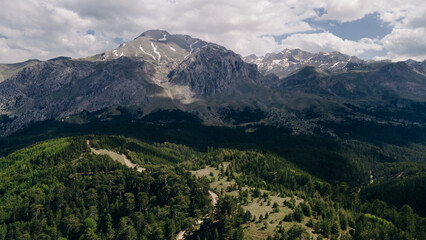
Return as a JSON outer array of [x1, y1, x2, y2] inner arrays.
[[242, 49, 426, 132], [0, 30, 425, 138], [279, 62, 426, 102], [100, 30, 209, 62], [244, 49, 365, 78], [0, 30, 272, 135], [168, 44, 269, 96], [0, 31, 426, 240], [0, 59, 41, 83], [99, 29, 271, 97], [0, 57, 162, 135]]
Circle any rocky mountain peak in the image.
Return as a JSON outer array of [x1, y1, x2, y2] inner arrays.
[[100, 30, 210, 65], [1, 30, 425, 137], [168, 44, 265, 96], [137, 29, 171, 40], [244, 49, 364, 78]]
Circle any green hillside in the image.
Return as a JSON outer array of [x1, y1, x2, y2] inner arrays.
[[0, 136, 211, 240], [0, 135, 425, 239]]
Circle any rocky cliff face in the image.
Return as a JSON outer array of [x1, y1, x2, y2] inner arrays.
[[0, 57, 163, 134], [168, 44, 266, 96], [0, 60, 41, 83]]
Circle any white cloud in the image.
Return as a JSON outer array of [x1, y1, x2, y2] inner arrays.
[[382, 28, 426, 61], [314, 0, 425, 23], [280, 32, 383, 57], [378, 4, 426, 60], [1, 0, 319, 62], [0, 0, 114, 63], [315, 0, 382, 22], [0, 0, 424, 63], [0, 39, 34, 63]]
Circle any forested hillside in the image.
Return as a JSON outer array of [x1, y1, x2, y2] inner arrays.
[[0, 136, 211, 239], [0, 135, 425, 239], [185, 149, 426, 239]]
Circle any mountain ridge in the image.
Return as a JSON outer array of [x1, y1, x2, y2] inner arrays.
[[0, 29, 425, 137]]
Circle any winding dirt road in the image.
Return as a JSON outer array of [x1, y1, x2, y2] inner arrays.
[[176, 190, 219, 240]]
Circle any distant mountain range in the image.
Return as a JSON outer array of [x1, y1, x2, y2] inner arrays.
[[243, 49, 365, 78], [0, 30, 425, 136]]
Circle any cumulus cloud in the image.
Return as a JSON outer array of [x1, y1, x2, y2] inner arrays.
[[382, 28, 426, 61], [379, 5, 426, 60], [0, 0, 424, 63], [0, 0, 318, 62], [315, 0, 383, 22]]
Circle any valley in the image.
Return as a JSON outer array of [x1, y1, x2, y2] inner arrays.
[[0, 29, 425, 240]]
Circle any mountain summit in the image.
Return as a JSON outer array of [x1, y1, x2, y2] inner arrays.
[[0, 30, 270, 135], [100, 30, 209, 63]]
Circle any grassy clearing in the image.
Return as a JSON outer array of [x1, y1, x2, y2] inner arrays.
[[191, 162, 236, 194], [239, 191, 310, 239], [191, 163, 320, 239], [242, 196, 291, 239], [94, 149, 126, 164], [88, 140, 145, 172]]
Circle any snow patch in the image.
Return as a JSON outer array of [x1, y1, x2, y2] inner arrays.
[[120, 52, 124, 57], [281, 59, 290, 67], [330, 61, 340, 68], [158, 34, 167, 41], [151, 42, 161, 61], [184, 41, 198, 59], [113, 50, 118, 57], [139, 44, 156, 60], [169, 46, 176, 52]]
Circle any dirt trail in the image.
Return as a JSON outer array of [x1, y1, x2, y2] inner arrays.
[[209, 190, 219, 206], [176, 231, 186, 240], [87, 140, 215, 240], [86, 140, 145, 172], [176, 190, 218, 240]]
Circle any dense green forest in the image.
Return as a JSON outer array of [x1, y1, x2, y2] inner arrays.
[[1, 109, 425, 186], [0, 136, 211, 239], [185, 148, 426, 239], [0, 135, 425, 239]]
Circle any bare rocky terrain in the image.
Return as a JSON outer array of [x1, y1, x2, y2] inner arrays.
[[0, 30, 425, 137]]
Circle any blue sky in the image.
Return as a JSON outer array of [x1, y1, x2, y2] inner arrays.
[[306, 12, 392, 41], [294, 12, 393, 59], [0, 0, 425, 63]]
